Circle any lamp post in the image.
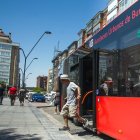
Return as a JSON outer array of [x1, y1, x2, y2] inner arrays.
[[24, 73, 32, 88], [19, 57, 37, 88], [25, 73, 32, 81], [19, 68, 24, 88], [25, 58, 38, 71], [19, 68, 24, 76], [20, 31, 51, 89]]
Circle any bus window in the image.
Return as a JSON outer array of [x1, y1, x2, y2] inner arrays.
[[98, 45, 140, 97], [119, 45, 140, 97], [98, 49, 118, 96]]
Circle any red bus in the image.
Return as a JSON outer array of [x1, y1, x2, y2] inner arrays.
[[80, 1, 140, 139]]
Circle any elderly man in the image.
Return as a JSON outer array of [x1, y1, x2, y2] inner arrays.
[[59, 74, 87, 131]]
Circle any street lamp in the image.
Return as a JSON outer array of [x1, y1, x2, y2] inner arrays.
[[25, 73, 32, 80], [26, 57, 38, 71], [19, 68, 24, 76], [19, 68, 24, 88], [19, 68, 32, 88], [20, 31, 51, 88], [24, 73, 32, 88]]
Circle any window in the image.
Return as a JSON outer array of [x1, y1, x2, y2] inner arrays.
[[98, 28, 140, 97], [0, 71, 9, 78], [98, 48, 118, 96], [0, 65, 10, 70], [119, 0, 137, 14], [0, 57, 10, 63], [0, 78, 9, 83], [0, 51, 11, 57], [0, 44, 11, 50]]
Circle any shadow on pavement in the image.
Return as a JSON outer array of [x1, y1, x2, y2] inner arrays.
[[69, 129, 115, 140], [36, 105, 53, 108], [70, 128, 93, 136], [0, 128, 42, 140]]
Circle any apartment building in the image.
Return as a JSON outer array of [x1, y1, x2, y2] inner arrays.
[[77, 29, 86, 48], [107, 0, 138, 23], [47, 68, 53, 93], [52, 41, 78, 83], [52, 49, 68, 91], [78, 8, 108, 45], [36, 76, 47, 90], [0, 29, 20, 86]]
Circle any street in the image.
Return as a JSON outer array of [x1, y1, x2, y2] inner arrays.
[[0, 97, 113, 140]]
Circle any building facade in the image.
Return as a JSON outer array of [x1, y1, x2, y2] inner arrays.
[[0, 29, 20, 86], [107, 0, 138, 23], [47, 69, 53, 93], [36, 76, 47, 90], [52, 49, 68, 92]]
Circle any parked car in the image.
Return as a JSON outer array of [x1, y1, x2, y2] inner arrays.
[[32, 93, 45, 102], [28, 92, 36, 102], [44, 94, 52, 101], [25, 94, 29, 99], [50, 91, 56, 96]]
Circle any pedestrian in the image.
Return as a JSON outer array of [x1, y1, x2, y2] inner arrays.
[[8, 85, 17, 106], [18, 88, 26, 106], [0, 84, 5, 105], [59, 74, 88, 131], [54, 91, 60, 114], [99, 77, 113, 96]]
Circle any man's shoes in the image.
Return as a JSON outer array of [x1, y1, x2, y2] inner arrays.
[[83, 119, 89, 127], [59, 126, 70, 131]]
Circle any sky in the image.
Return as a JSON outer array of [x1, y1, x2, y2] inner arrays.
[[0, 0, 107, 87]]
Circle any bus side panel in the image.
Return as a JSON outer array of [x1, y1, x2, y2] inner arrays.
[[96, 97, 140, 140]]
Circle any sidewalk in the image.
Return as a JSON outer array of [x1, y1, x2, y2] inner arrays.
[[31, 101, 106, 140], [0, 97, 84, 140]]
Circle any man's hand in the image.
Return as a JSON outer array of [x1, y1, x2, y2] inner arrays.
[[64, 97, 67, 103], [76, 86, 81, 100], [76, 95, 81, 100]]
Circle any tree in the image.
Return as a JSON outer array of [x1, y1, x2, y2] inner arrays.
[[32, 87, 43, 93]]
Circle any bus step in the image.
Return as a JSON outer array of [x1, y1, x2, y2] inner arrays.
[[83, 120, 96, 132], [82, 115, 93, 121]]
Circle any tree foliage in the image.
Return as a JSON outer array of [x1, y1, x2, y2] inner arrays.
[[32, 87, 43, 93]]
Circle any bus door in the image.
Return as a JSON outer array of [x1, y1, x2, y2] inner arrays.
[[79, 53, 94, 127]]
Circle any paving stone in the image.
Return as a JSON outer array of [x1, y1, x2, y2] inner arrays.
[[0, 98, 84, 140]]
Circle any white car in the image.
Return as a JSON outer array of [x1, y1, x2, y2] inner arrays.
[[44, 94, 52, 101], [25, 94, 29, 99]]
